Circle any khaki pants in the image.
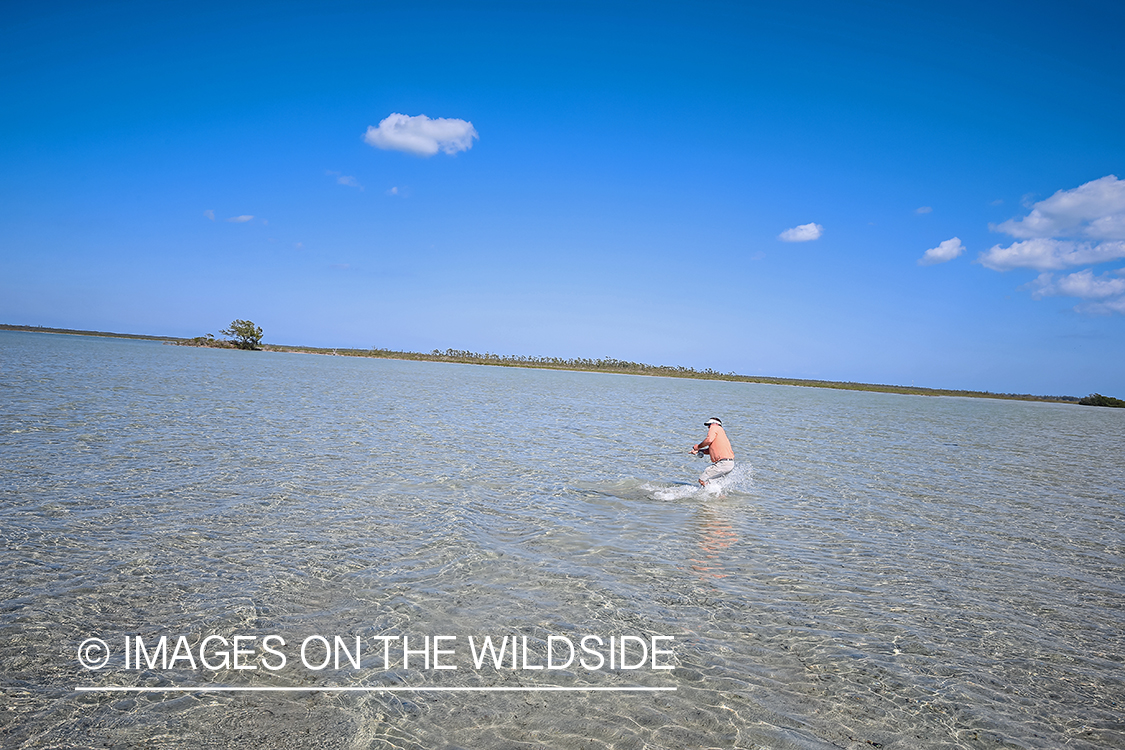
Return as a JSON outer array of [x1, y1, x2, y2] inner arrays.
[[699, 458, 734, 484]]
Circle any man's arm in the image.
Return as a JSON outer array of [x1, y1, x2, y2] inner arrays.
[[690, 427, 716, 454]]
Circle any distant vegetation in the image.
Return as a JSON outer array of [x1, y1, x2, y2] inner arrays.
[[179, 333, 237, 349], [0, 324, 183, 342], [220, 319, 264, 350], [176, 320, 263, 350], [1, 323, 1097, 404], [1078, 393, 1125, 408], [264, 343, 1081, 403]]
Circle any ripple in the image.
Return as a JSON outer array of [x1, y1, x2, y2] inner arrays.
[[2, 331, 1123, 749]]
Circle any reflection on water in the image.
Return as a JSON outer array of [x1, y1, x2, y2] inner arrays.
[[689, 505, 740, 582], [1, 330, 1123, 749]]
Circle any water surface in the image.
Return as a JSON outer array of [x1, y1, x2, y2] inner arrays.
[[1, 331, 1122, 749]]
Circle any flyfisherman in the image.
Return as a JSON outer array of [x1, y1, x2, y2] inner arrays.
[[689, 417, 735, 486]]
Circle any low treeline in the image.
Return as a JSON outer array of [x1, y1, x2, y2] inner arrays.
[[0, 324, 184, 341], [263, 343, 1082, 403], [4, 323, 1101, 404], [175, 334, 239, 349], [1078, 393, 1125, 408]]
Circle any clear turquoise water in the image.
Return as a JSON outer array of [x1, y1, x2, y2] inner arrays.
[[1, 330, 1122, 749]]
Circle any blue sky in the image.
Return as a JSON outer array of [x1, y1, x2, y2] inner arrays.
[[3, 0, 1123, 396]]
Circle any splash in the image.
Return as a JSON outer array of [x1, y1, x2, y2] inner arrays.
[[646, 463, 754, 501]]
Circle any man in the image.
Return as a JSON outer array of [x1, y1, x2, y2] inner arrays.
[[689, 417, 735, 486]]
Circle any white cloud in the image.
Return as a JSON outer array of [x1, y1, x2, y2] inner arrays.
[[976, 175, 1125, 280], [946, 175, 1125, 314], [326, 170, 363, 189], [387, 186, 399, 196], [1029, 269, 1125, 299], [226, 215, 254, 223], [778, 222, 823, 242], [203, 209, 215, 221], [915, 206, 933, 214], [977, 238, 1125, 271], [363, 113, 478, 157], [1077, 297, 1125, 315], [1029, 268, 1125, 315], [918, 237, 964, 265], [994, 175, 1125, 241]]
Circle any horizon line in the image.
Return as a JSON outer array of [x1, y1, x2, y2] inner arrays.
[[0, 323, 1093, 402]]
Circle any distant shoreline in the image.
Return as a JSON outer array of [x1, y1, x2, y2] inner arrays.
[[1, 324, 188, 342], [1, 323, 1081, 404]]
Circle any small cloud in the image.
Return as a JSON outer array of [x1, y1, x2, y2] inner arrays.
[[1027, 268, 1125, 314], [226, 215, 254, 223], [750, 251, 766, 261], [326, 170, 363, 190], [915, 206, 933, 214], [994, 175, 1125, 241], [977, 238, 1125, 271], [778, 222, 824, 242], [1079, 297, 1125, 314], [331, 263, 351, 270], [387, 186, 399, 196], [919, 237, 965, 265], [990, 199, 1004, 206], [363, 113, 478, 157], [1028, 268, 1125, 300], [203, 209, 215, 221], [295, 242, 304, 250]]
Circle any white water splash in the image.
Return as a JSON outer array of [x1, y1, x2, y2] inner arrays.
[[646, 463, 754, 501]]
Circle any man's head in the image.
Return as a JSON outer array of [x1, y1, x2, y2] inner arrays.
[[703, 417, 723, 428]]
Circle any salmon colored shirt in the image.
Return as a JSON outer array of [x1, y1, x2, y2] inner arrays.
[[697, 425, 734, 462]]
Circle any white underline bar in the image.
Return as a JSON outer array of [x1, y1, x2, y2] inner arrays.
[[76, 685, 676, 693]]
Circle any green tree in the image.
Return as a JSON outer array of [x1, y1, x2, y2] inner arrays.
[[220, 319, 264, 350], [1078, 393, 1125, 407]]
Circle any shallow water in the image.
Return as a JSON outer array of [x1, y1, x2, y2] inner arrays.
[[1, 330, 1122, 749]]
